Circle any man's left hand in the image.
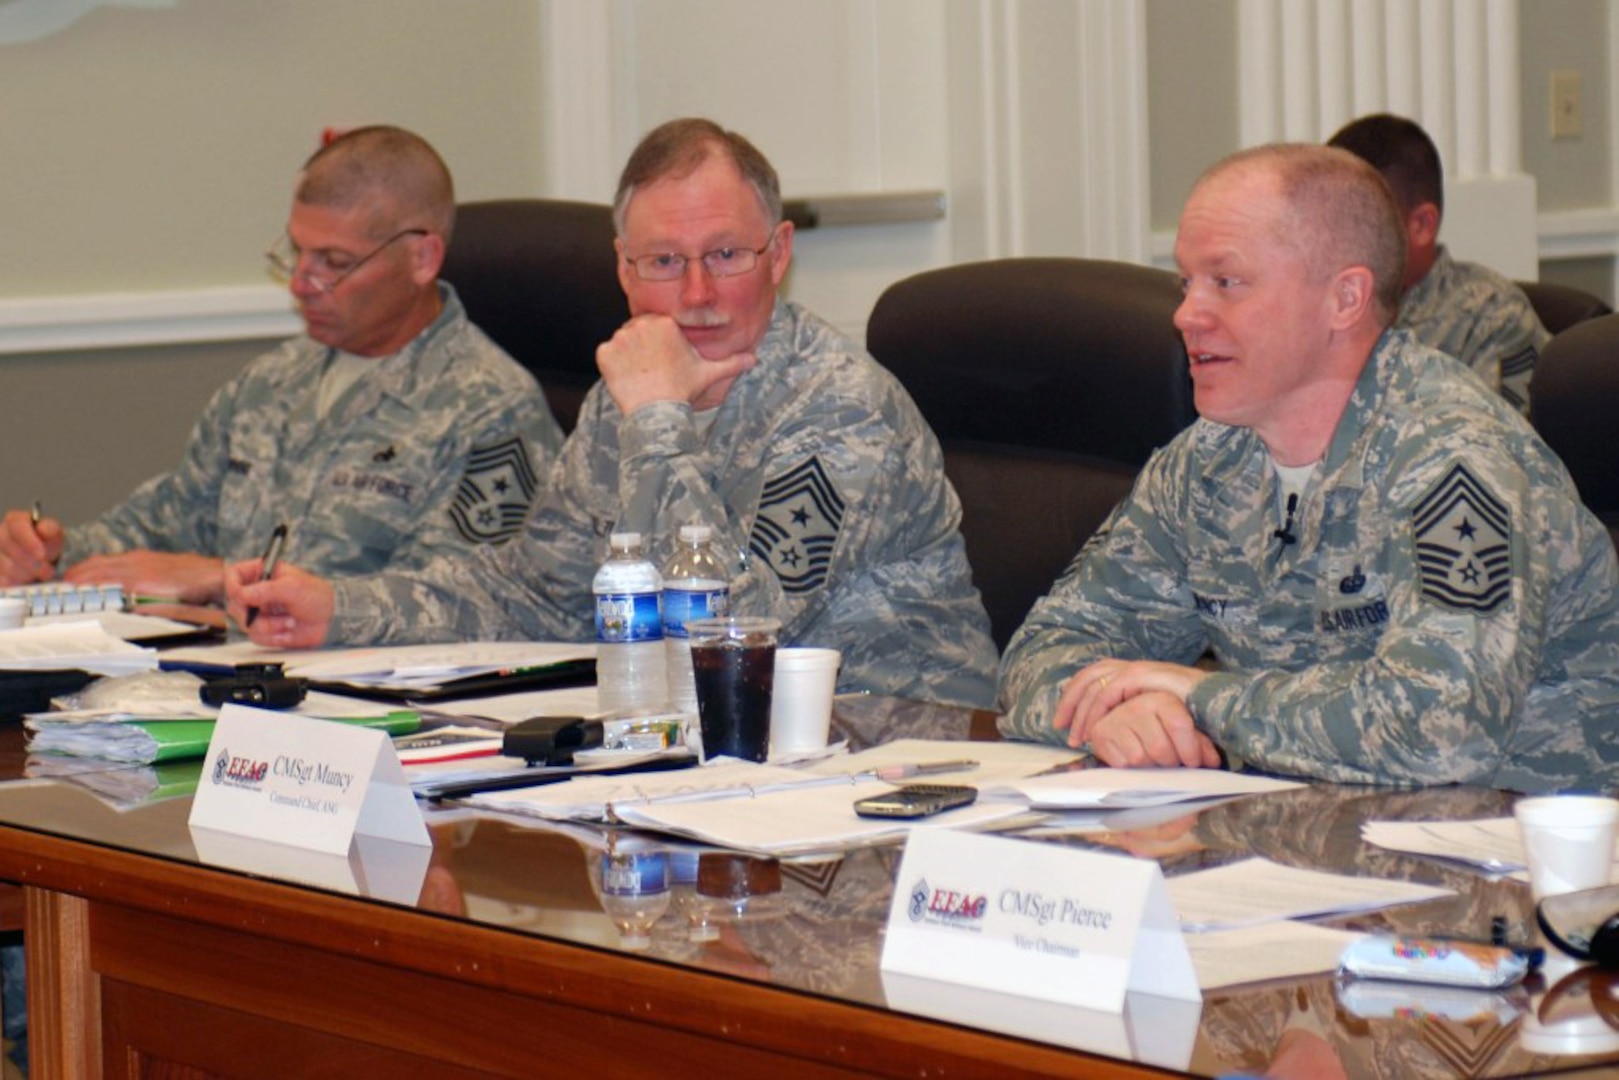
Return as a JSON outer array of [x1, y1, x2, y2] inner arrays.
[[1054, 658, 1210, 747], [63, 550, 227, 606]]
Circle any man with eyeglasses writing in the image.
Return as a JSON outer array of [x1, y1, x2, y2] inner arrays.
[[228, 117, 997, 709], [0, 126, 560, 612]]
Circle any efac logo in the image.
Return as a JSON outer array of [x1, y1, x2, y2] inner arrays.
[[906, 877, 989, 927], [211, 748, 269, 787]]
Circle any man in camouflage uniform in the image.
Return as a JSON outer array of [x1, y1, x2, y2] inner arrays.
[[0, 126, 560, 605], [998, 143, 1619, 793], [229, 118, 997, 709], [1330, 113, 1549, 415]]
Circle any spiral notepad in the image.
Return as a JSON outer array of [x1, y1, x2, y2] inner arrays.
[[0, 583, 125, 618]]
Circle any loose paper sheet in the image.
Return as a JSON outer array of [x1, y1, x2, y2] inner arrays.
[[1166, 857, 1454, 931]]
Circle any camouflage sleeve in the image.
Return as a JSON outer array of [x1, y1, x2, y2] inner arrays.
[[324, 387, 665, 647], [369, 367, 563, 572], [60, 369, 243, 566], [1466, 290, 1549, 418], [1187, 415, 1563, 786], [997, 452, 1211, 743]]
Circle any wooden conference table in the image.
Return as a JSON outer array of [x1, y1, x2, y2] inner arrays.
[[0, 695, 1614, 1078]]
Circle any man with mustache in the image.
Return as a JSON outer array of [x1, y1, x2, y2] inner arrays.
[[230, 118, 997, 709]]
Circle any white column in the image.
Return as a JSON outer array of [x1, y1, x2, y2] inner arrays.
[[947, 0, 1150, 263], [540, 0, 619, 203], [1235, 0, 1535, 277]]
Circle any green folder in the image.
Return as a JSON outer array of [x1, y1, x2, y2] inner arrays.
[[28, 711, 420, 765]]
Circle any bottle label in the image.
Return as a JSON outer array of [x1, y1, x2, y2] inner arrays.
[[601, 852, 669, 895], [596, 592, 663, 643], [663, 587, 729, 638]]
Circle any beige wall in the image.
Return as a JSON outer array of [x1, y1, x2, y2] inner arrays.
[[0, 339, 266, 523], [0, 0, 551, 526], [1146, 0, 1237, 232], [0, 0, 549, 297], [1521, 0, 1612, 213]]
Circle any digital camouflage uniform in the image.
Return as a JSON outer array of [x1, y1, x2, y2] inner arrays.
[[330, 299, 998, 709], [999, 330, 1619, 793], [62, 284, 561, 576], [1398, 246, 1550, 416]]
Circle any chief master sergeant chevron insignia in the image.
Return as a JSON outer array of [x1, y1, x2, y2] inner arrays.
[[748, 456, 845, 594], [1412, 462, 1512, 614], [449, 437, 537, 544]]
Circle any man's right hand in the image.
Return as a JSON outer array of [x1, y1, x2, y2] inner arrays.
[[225, 557, 334, 648], [0, 509, 64, 585], [597, 314, 756, 415]]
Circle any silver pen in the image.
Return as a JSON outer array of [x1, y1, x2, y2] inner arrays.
[[864, 759, 979, 782]]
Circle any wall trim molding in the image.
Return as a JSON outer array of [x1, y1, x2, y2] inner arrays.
[[1538, 209, 1619, 261], [0, 286, 297, 356]]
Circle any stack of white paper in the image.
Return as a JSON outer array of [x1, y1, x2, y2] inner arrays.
[[467, 759, 844, 822], [608, 780, 1031, 857], [1166, 857, 1455, 931], [287, 642, 595, 690], [0, 620, 157, 677], [982, 768, 1304, 810], [160, 641, 596, 693], [1360, 818, 1531, 874]]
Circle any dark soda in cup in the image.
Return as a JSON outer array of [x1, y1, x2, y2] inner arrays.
[[686, 617, 780, 762]]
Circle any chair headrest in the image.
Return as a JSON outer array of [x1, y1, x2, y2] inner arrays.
[[867, 258, 1194, 466]]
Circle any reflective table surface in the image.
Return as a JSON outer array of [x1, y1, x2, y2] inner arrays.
[[0, 694, 1615, 1078]]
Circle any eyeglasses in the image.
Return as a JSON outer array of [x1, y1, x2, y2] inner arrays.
[[265, 228, 427, 292], [623, 234, 776, 282]]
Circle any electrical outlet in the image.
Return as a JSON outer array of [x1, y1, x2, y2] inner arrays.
[[1552, 71, 1583, 138]]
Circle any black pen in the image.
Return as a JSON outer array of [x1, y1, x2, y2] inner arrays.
[[425, 752, 697, 802], [245, 523, 288, 628]]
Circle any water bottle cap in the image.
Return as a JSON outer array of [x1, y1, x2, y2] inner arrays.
[[609, 531, 643, 550], [678, 524, 713, 543]]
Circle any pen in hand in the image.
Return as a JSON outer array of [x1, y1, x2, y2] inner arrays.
[[29, 501, 55, 577], [244, 523, 288, 628]]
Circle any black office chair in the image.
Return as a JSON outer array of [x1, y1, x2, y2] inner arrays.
[[441, 199, 625, 431], [867, 257, 1194, 648], [1518, 280, 1612, 336], [1532, 313, 1619, 549]]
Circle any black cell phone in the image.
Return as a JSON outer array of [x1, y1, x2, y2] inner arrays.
[[853, 784, 978, 819]]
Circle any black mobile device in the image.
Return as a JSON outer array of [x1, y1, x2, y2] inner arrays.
[[853, 784, 978, 820], [199, 673, 307, 709]]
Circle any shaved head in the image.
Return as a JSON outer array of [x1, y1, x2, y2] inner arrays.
[[1193, 144, 1405, 324], [297, 125, 455, 243]]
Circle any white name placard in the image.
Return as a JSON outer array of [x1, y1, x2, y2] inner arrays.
[[188, 703, 429, 855], [881, 829, 1200, 1013]]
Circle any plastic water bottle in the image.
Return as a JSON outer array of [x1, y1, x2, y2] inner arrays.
[[596, 850, 671, 950], [662, 523, 731, 717], [593, 532, 666, 715]]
